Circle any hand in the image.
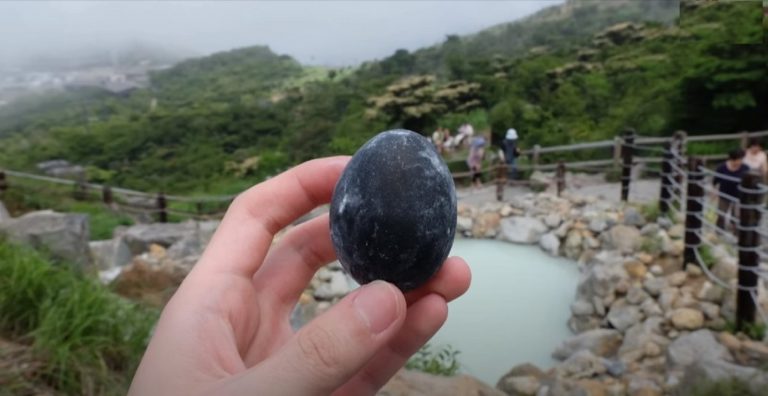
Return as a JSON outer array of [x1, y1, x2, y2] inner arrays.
[[128, 157, 472, 396]]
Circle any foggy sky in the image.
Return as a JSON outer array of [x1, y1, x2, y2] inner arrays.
[[0, 1, 561, 67]]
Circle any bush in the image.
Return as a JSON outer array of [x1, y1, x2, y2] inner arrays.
[[0, 240, 157, 395], [405, 343, 461, 377]]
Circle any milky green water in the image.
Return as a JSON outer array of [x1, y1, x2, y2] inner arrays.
[[430, 238, 579, 386]]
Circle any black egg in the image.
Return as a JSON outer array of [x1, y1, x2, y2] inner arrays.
[[329, 129, 457, 291]]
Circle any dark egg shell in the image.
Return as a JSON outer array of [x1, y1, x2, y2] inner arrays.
[[329, 129, 457, 291]]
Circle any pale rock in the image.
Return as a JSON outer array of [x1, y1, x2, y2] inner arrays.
[[657, 216, 673, 229], [672, 291, 698, 309], [640, 299, 663, 317], [666, 240, 684, 256], [539, 232, 561, 256], [627, 377, 662, 396], [552, 329, 623, 360], [642, 278, 667, 297], [0, 210, 91, 268], [568, 315, 602, 333], [505, 376, 540, 396], [668, 330, 733, 367], [583, 234, 601, 249], [472, 212, 501, 238], [618, 317, 669, 364], [636, 252, 654, 264], [696, 281, 725, 304], [457, 202, 474, 217], [564, 230, 583, 259], [685, 264, 703, 277], [313, 271, 352, 300], [500, 217, 547, 244], [121, 221, 196, 255], [667, 224, 685, 239], [624, 261, 647, 279], [608, 305, 643, 331], [544, 213, 562, 228], [555, 350, 607, 379], [570, 299, 595, 316], [639, 223, 659, 237], [698, 302, 720, 320], [626, 286, 650, 305], [623, 207, 646, 227], [643, 342, 662, 357], [98, 267, 123, 284], [457, 216, 473, 234], [500, 204, 515, 217], [593, 296, 607, 316], [615, 279, 630, 295], [589, 218, 608, 233], [381, 369, 505, 396], [148, 243, 166, 260], [742, 340, 768, 363], [666, 271, 687, 287], [602, 225, 641, 254], [711, 259, 738, 282], [554, 220, 572, 238], [89, 238, 132, 270], [717, 332, 742, 351], [497, 363, 544, 395], [315, 267, 334, 282], [649, 265, 663, 276]]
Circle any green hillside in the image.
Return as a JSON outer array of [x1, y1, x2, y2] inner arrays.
[[0, 0, 765, 194]]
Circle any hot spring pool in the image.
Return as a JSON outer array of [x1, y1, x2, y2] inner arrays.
[[430, 238, 580, 385]]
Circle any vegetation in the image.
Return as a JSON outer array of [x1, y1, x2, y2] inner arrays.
[[725, 320, 768, 342], [405, 343, 461, 377], [678, 377, 763, 396], [0, 239, 157, 395], [0, 0, 764, 197]]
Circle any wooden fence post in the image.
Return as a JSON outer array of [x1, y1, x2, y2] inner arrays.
[[556, 161, 566, 197], [102, 185, 113, 205], [673, 131, 687, 195], [740, 131, 750, 150], [73, 175, 87, 201], [157, 193, 168, 223], [613, 136, 622, 168], [621, 129, 635, 202], [736, 171, 762, 330], [532, 144, 541, 172], [659, 142, 672, 216], [0, 170, 7, 196], [683, 157, 704, 268], [495, 164, 507, 202]]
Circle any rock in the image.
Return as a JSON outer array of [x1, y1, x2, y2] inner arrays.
[[649, 265, 663, 276], [553, 329, 623, 360], [608, 305, 643, 331], [627, 377, 662, 396], [500, 217, 548, 245], [639, 223, 659, 236], [539, 232, 560, 256], [668, 330, 733, 367], [570, 299, 595, 317], [670, 308, 705, 330], [623, 261, 647, 279], [555, 350, 607, 379], [618, 317, 670, 364], [0, 210, 91, 268], [626, 286, 650, 305], [497, 363, 544, 396], [381, 369, 504, 396], [640, 299, 663, 317], [685, 264, 703, 277], [676, 358, 768, 395], [564, 229, 583, 259], [98, 267, 123, 284], [643, 342, 662, 358], [500, 205, 514, 217], [313, 271, 353, 300], [112, 259, 185, 306], [457, 216, 473, 234], [741, 340, 768, 363], [698, 302, 720, 320], [589, 218, 608, 233], [664, 239, 684, 256], [121, 222, 196, 255], [89, 238, 132, 270], [666, 271, 687, 287], [0, 200, 10, 222], [473, 212, 501, 238], [667, 224, 684, 239], [568, 315, 602, 333], [602, 225, 641, 254], [696, 281, 725, 304], [554, 220, 572, 238], [717, 332, 742, 351], [642, 277, 667, 297], [544, 213, 562, 229], [623, 207, 646, 227]]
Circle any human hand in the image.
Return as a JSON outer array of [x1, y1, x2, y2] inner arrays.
[[128, 156, 471, 396]]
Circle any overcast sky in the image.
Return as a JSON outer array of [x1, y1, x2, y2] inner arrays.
[[0, 1, 561, 67]]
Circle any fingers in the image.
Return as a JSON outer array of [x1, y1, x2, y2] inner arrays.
[[405, 256, 471, 305], [254, 213, 336, 305], [333, 294, 449, 396], [222, 281, 406, 396], [198, 156, 349, 278]]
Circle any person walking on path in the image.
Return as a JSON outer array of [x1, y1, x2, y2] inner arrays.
[[504, 127, 519, 180], [467, 134, 487, 189], [712, 149, 750, 231], [744, 138, 767, 182]]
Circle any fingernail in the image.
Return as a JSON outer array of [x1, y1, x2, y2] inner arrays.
[[353, 281, 399, 334]]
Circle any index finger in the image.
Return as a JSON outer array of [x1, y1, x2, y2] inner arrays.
[[198, 156, 350, 278]]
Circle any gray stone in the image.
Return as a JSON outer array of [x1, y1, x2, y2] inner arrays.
[[640, 299, 663, 317], [544, 213, 563, 229], [554, 350, 607, 379], [89, 238, 132, 270], [618, 317, 670, 364], [121, 222, 197, 255], [567, 315, 601, 334], [643, 277, 667, 297], [607, 305, 643, 331], [698, 302, 720, 320], [640, 223, 660, 236], [552, 329, 623, 360], [563, 230, 583, 259], [497, 363, 544, 396], [539, 232, 560, 256], [589, 218, 608, 233], [626, 286, 650, 305], [313, 271, 353, 300], [677, 358, 768, 395], [457, 216, 473, 233], [554, 220, 572, 238], [570, 299, 595, 316], [657, 216, 673, 229], [667, 224, 685, 239], [623, 207, 646, 227], [0, 210, 91, 268], [667, 330, 733, 367], [500, 217, 547, 244], [670, 308, 705, 330], [601, 225, 641, 253]]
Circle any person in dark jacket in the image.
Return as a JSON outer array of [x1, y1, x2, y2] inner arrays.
[[713, 149, 750, 231]]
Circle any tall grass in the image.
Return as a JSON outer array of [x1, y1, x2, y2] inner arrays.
[[0, 239, 157, 395]]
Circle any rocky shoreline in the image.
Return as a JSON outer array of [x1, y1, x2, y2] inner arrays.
[[2, 192, 767, 395]]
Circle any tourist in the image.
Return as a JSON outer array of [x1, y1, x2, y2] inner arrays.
[[455, 123, 475, 147], [744, 138, 767, 182], [504, 127, 519, 180], [467, 134, 487, 189], [432, 127, 445, 154], [128, 157, 471, 395], [712, 149, 750, 231]]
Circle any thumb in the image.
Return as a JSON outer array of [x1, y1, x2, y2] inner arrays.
[[229, 280, 406, 395]]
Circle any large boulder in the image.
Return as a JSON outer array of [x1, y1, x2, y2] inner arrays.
[[676, 358, 768, 395], [0, 210, 91, 268], [120, 221, 212, 256], [667, 329, 733, 367], [500, 217, 547, 244], [89, 238, 132, 270], [380, 369, 504, 396], [552, 329, 623, 360], [601, 225, 641, 253]]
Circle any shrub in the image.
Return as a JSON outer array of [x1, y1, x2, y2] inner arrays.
[[405, 343, 461, 377]]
